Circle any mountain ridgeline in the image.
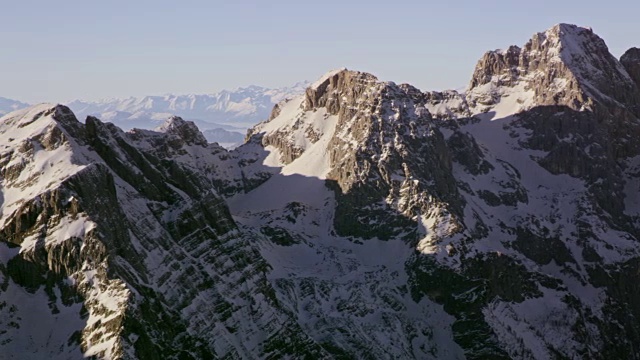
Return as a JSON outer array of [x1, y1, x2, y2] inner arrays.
[[2, 24, 640, 359], [0, 84, 309, 148], [66, 83, 309, 147]]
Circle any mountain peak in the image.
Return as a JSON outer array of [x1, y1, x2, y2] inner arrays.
[[46, 103, 80, 124], [467, 23, 639, 117], [309, 68, 351, 91], [621, 47, 640, 89], [0, 103, 81, 134], [304, 69, 379, 112], [546, 22, 593, 37], [155, 116, 208, 146], [621, 47, 640, 61]]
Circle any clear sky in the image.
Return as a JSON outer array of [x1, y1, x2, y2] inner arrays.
[[2, 0, 639, 103]]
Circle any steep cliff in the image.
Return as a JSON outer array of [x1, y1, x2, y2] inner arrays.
[[0, 105, 327, 359], [3, 23, 640, 360]]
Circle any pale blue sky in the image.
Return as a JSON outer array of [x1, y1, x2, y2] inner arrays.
[[2, 0, 638, 103]]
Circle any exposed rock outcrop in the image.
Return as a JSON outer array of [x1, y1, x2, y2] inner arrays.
[[233, 23, 640, 359], [621, 47, 640, 90], [5, 22, 640, 360], [468, 24, 640, 112], [0, 104, 328, 359]]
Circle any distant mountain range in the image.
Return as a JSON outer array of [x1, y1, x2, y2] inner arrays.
[[5, 23, 640, 359], [0, 82, 308, 147], [0, 97, 29, 116]]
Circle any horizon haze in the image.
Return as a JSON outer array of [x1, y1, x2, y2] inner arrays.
[[2, 0, 639, 103]]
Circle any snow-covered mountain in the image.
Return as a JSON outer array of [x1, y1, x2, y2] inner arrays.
[[65, 82, 309, 143], [1, 83, 308, 148], [0, 106, 323, 359], [67, 83, 308, 127], [3, 23, 640, 359]]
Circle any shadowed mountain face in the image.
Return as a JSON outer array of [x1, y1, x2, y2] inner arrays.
[[622, 47, 640, 90], [2, 23, 640, 359]]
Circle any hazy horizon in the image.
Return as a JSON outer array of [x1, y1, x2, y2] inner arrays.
[[3, 0, 639, 103]]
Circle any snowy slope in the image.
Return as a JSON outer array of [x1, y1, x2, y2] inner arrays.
[[228, 80, 466, 358], [228, 25, 640, 357], [0, 105, 96, 224], [0, 105, 327, 359], [3, 23, 640, 360], [0, 105, 131, 359]]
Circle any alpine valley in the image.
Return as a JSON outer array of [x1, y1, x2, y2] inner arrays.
[[2, 23, 640, 359]]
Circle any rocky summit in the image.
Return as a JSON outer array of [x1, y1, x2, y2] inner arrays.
[[2, 23, 640, 359]]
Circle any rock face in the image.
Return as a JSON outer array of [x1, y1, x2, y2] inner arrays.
[[466, 24, 640, 116], [232, 24, 640, 360], [0, 105, 326, 359], [3, 23, 640, 360], [622, 47, 640, 89]]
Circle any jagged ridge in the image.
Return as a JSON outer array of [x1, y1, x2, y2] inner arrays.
[[3, 22, 640, 360], [231, 23, 640, 359]]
